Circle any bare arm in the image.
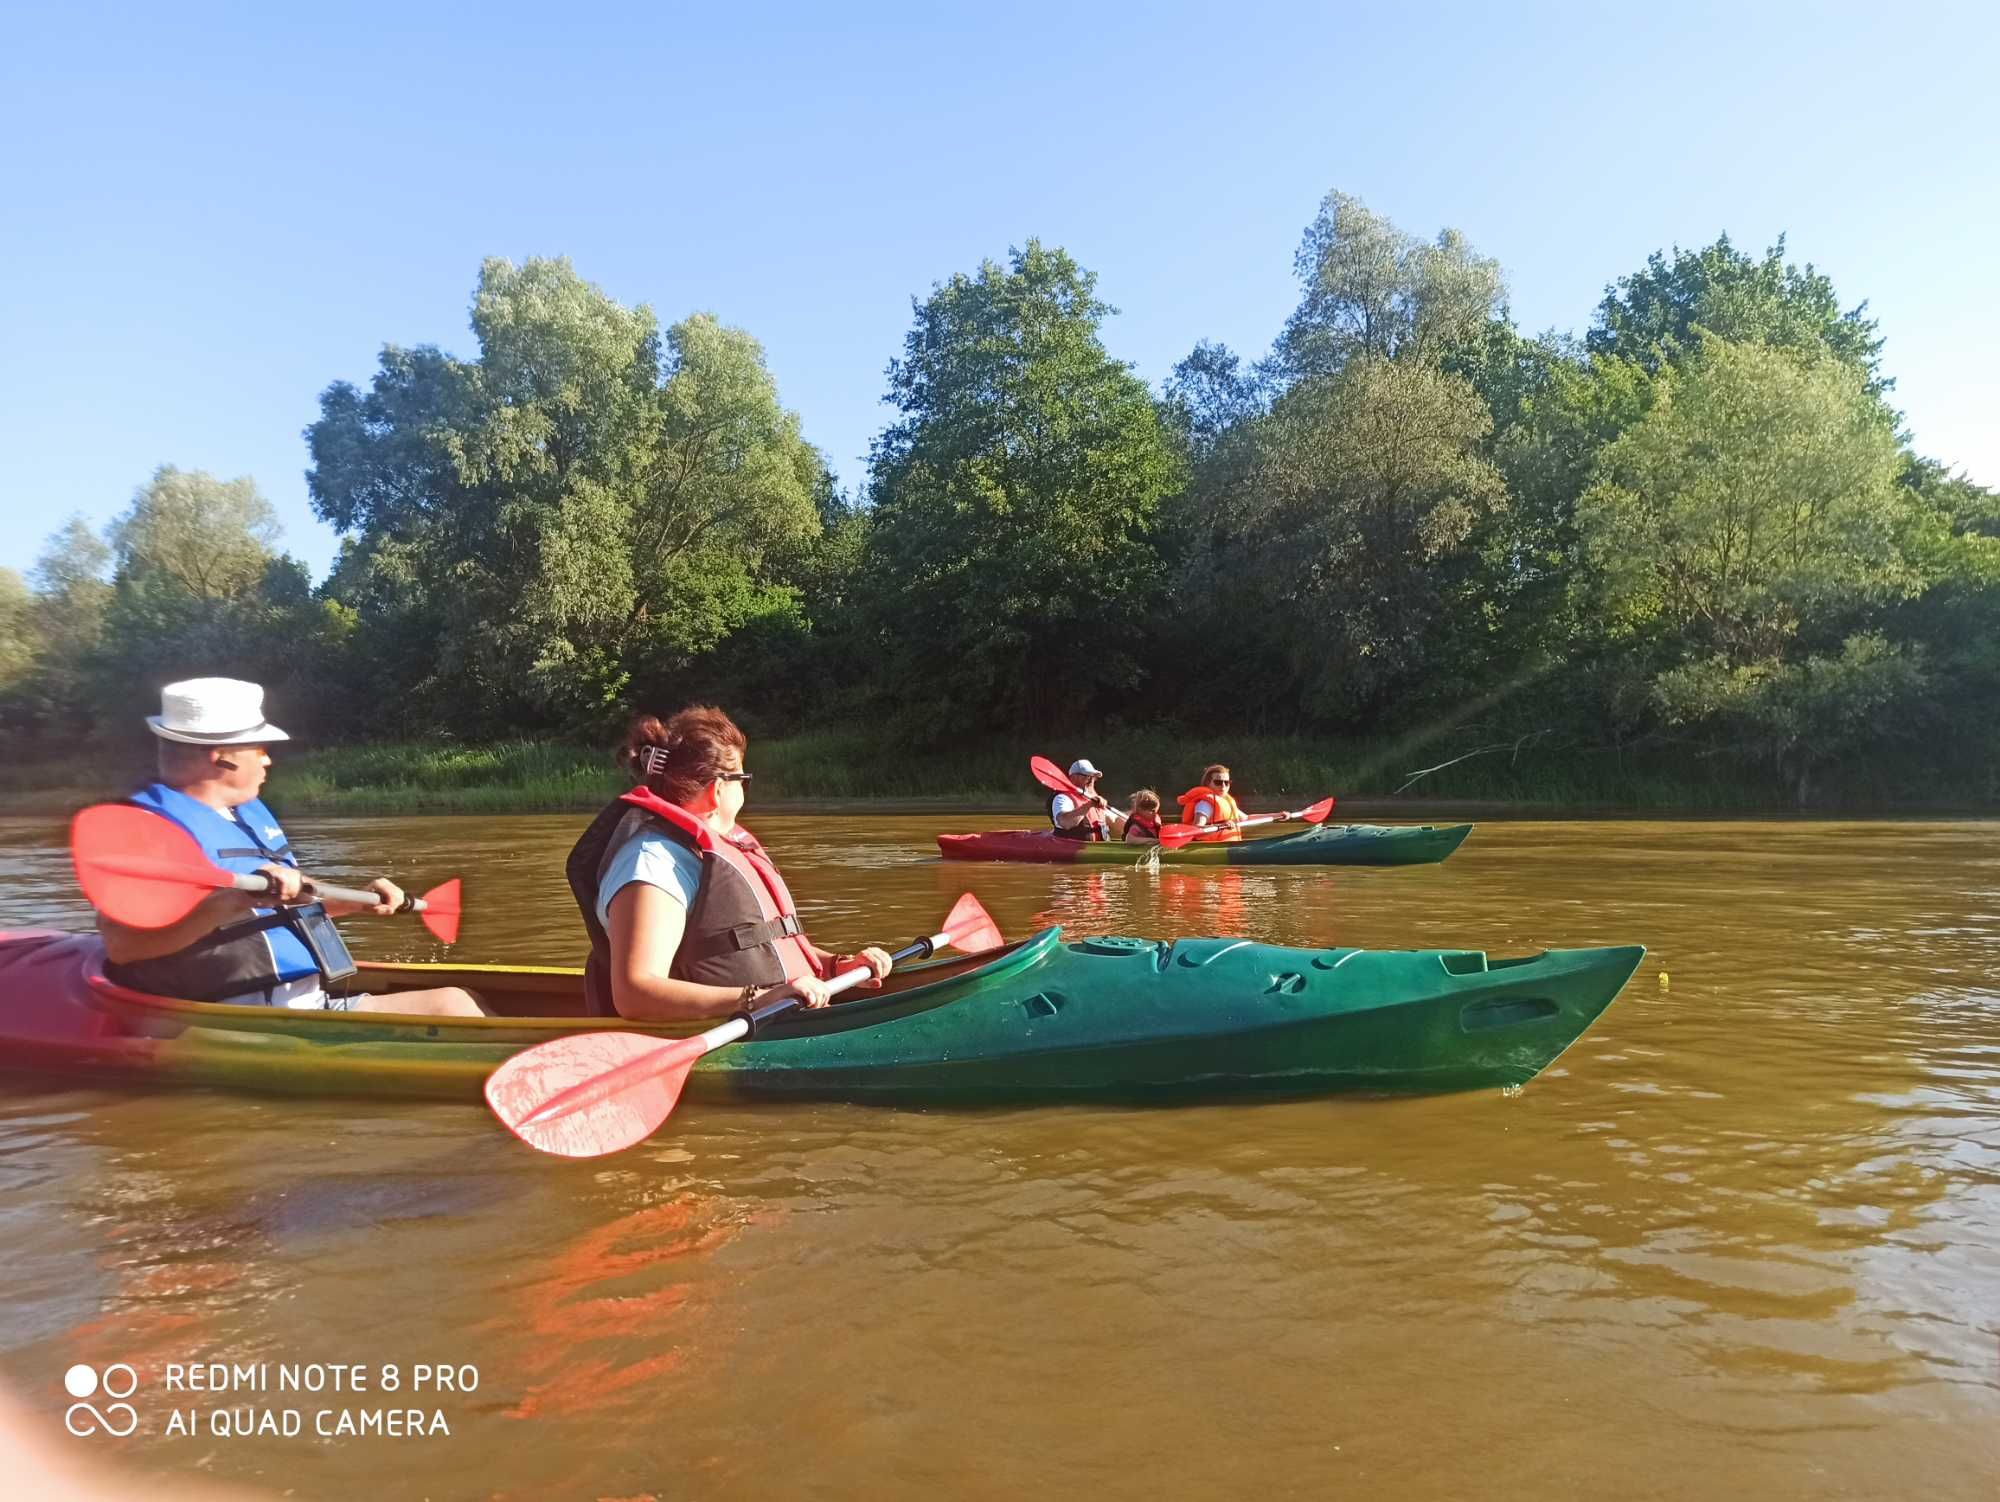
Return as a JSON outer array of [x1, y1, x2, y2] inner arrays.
[[605, 882, 752, 1021], [94, 861, 302, 964], [316, 877, 406, 919], [1054, 795, 1124, 832], [97, 890, 254, 964]]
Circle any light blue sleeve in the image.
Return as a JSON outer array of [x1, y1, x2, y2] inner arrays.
[[595, 831, 703, 928]]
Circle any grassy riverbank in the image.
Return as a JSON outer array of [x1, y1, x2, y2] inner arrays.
[[2, 730, 1990, 817]]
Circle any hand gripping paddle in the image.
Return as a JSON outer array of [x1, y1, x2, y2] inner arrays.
[[71, 803, 462, 944], [484, 892, 1005, 1158]]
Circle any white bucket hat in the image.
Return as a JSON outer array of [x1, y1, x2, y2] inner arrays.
[[1067, 758, 1102, 779], [146, 678, 291, 745]]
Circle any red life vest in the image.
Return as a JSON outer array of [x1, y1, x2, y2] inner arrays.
[[1049, 793, 1110, 841], [1124, 809, 1162, 841], [566, 787, 822, 1016], [1175, 784, 1243, 842]]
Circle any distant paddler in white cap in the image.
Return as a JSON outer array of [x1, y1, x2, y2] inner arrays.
[[88, 678, 486, 1015], [1049, 757, 1125, 841]]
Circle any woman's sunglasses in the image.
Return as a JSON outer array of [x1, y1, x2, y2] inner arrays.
[[718, 770, 753, 783]]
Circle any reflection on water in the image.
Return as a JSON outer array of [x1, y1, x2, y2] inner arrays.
[[2, 812, 1999, 1496]]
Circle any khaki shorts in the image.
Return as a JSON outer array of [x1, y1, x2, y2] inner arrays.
[[228, 977, 368, 1012]]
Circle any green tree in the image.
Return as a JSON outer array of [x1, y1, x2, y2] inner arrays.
[[1576, 337, 1930, 799], [0, 567, 36, 691], [864, 240, 1183, 734], [1588, 234, 1884, 388], [307, 257, 823, 730], [1436, 326, 1663, 719], [82, 468, 348, 737], [1219, 357, 1508, 720], [109, 465, 281, 600], [1275, 191, 1504, 380], [1160, 340, 1264, 461], [1579, 337, 1914, 660], [1654, 634, 1929, 805], [11, 517, 113, 738]]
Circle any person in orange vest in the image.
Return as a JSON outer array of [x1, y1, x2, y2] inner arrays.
[[1175, 763, 1245, 842]]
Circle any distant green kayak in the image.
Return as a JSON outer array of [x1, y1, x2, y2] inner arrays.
[[938, 822, 1473, 866], [0, 926, 1639, 1101]]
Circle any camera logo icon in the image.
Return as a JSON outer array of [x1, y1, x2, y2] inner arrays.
[[64, 1363, 140, 1437]]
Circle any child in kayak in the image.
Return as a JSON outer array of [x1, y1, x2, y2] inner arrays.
[[1123, 790, 1163, 843]]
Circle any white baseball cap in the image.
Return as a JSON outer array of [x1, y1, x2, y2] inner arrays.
[[146, 678, 291, 745], [1068, 758, 1102, 779]]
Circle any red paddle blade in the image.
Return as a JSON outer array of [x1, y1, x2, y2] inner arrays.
[[1156, 822, 1203, 848], [1298, 797, 1336, 824], [941, 892, 1004, 954], [71, 803, 232, 928], [1029, 755, 1083, 798], [417, 878, 461, 944], [485, 1031, 707, 1158]]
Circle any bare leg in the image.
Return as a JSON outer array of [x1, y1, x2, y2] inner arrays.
[[351, 986, 487, 1017]]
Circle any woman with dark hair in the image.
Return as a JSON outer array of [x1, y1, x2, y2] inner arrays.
[[565, 706, 891, 1021]]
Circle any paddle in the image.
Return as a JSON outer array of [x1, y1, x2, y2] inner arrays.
[[1029, 755, 1118, 832], [1029, 754, 1097, 802], [71, 803, 462, 944], [485, 892, 1006, 1159], [1156, 796, 1338, 850]]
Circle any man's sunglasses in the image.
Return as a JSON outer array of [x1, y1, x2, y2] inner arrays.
[[718, 771, 753, 783]]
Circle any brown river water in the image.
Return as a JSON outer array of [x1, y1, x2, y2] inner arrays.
[[1, 812, 1997, 1499]]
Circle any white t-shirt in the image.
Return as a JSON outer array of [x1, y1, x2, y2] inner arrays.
[[595, 829, 703, 926], [1049, 793, 1077, 826]]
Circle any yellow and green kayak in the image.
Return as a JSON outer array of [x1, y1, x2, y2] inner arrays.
[[0, 927, 1640, 1103], [937, 823, 1473, 866]]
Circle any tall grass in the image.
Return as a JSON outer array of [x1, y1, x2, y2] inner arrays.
[[2, 729, 1988, 815]]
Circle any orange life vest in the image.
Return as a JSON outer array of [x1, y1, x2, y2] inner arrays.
[[1175, 784, 1243, 842]]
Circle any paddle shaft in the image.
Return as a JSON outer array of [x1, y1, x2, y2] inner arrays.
[[1158, 797, 1336, 847], [517, 928, 957, 1130], [226, 868, 439, 915], [1203, 810, 1296, 834]]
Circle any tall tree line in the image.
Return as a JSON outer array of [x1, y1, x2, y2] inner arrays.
[[3, 198, 1994, 802]]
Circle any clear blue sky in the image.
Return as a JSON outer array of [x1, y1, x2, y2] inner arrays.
[[2, 2, 1993, 580]]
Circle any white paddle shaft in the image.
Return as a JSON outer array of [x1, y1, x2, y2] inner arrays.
[[230, 871, 432, 912]]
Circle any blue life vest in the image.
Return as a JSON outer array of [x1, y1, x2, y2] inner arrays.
[[101, 783, 351, 1002]]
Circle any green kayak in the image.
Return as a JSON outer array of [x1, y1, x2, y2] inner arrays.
[[938, 822, 1473, 866], [0, 928, 1643, 1102]]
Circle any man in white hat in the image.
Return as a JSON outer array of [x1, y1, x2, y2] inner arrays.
[[1048, 757, 1125, 841], [94, 678, 484, 1016]]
